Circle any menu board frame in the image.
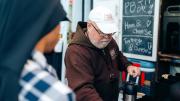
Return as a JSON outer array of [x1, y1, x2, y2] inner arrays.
[[119, 0, 160, 61]]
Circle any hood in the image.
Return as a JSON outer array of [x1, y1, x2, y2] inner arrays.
[[0, 0, 67, 74], [70, 22, 97, 49]]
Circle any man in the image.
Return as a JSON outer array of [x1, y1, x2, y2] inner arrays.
[[65, 6, 140, 101], [0, 0, 70, 100]]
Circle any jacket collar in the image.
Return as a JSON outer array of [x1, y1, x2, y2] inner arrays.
[[70, 22, 97, 49], [32, 50, 47, 68]]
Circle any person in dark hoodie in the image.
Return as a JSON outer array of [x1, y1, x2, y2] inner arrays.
[[65, 6, 140, 101], [19, 25, 75, 101], [0, 0, 70, 101]]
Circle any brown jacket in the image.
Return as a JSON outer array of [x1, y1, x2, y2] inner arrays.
[[65, 22, 131, 101]]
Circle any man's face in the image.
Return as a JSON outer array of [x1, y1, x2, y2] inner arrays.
[[45, 25, 60, 53], [87, 22, 115, 49], [36, 25, 60, 53]]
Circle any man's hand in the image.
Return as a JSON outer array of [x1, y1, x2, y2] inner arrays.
[[127, 65, 140, 77]]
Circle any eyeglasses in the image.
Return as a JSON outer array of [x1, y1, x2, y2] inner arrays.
[[91, 24, 116, 37]]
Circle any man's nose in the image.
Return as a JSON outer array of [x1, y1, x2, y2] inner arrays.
[[104, 34, 112, 38]]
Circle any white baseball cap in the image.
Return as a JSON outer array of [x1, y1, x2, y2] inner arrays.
[[88, 6, 118, 34]]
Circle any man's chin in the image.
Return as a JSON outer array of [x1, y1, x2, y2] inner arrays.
[[97, 44, 108, 49]]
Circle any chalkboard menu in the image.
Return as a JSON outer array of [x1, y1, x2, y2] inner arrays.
[[122, 0, 155, 56]]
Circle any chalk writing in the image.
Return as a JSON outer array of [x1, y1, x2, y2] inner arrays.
[[122, 0, 155, 56]]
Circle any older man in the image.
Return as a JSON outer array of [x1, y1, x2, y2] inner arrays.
[[65, 6, 140, 101]]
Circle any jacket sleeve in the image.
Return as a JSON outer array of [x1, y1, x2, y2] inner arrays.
[[110, 39, 132, 71], [19, 60, 75, 101], [117, 51, 132, 71], [65, 45, 103, 101]]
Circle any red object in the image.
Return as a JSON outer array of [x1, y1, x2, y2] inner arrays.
[[122, 71, 126, 81], [132, 63, 145, 86], [132, 63, 140, 67], [133, 63, 145, 85], [141, 72, 145, 86]]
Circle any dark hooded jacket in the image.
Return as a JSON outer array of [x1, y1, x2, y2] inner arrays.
[[0, 0, 67, 100], [65, 22, 131, 101]]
